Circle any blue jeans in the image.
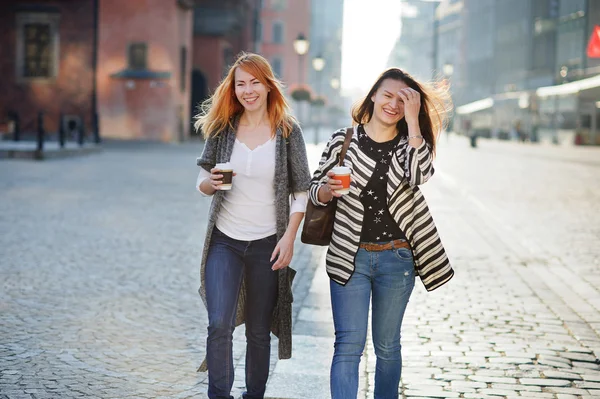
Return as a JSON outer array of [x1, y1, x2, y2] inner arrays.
[[205, 228, 279, 399], [330, 244, 415, 399]]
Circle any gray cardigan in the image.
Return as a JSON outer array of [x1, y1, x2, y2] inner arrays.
[[195, 116, 311, 371]]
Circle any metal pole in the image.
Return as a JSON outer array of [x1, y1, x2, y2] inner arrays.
[[553, 95, 559, 144], [91, 0, 99, 144], [93, 112, 100, 143], [78, 116, 85, 146], [10, 111, 20, 142], [314, 70, 323, 145], [58, 112, 65, 148], [36, 111, 45, 154], [298, 54, 304, 125]]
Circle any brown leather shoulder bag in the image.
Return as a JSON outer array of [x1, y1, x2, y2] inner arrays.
[[301, 127, 353, 246]]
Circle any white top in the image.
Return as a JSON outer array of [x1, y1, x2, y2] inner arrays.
[[196, 138, 308, 241]]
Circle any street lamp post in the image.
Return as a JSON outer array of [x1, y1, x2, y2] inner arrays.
[[293, 33, 310, 125], [312, 54, 325, 144]]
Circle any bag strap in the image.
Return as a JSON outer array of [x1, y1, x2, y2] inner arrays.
[[338, 127, 354, 166]]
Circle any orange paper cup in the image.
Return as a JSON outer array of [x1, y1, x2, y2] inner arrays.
[[332, 166, 351, 195]]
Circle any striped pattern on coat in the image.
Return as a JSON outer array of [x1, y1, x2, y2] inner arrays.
[[308, 126, 454, 291]]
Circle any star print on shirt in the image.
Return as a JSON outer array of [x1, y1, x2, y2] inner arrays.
[[357, 124, 406, 243]]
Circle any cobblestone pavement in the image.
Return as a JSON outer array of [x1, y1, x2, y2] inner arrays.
[[1, 136, 600, 399], [381, 136, 600, 399], [0, 141, 325, 399], [261, 136, 600, 399]]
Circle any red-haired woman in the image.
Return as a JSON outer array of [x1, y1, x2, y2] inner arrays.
[[194, 52, 311, 399], [309, 68, 454, 399]]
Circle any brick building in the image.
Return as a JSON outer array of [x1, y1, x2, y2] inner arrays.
[[258, 0, 311, 87], [0, 1, 96, 138], [0, 0, 194, 142], [257, 0, 311, 123], [98, 0, 193, 141], [190, 0, 261, 125]]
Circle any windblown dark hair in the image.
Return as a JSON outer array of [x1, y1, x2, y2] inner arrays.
[[351, 68, 453, 155]]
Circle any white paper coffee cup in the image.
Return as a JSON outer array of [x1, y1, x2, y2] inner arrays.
[[215, 162, 233, 190]]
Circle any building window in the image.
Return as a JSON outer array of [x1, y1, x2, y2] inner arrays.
[[180, 46, 187, 92], [272, 22, 284, 44], [16, 12, 60, 80], [128, 43, 147, 70], [271, 57, 282, 77], [23, 24, 52, 77]]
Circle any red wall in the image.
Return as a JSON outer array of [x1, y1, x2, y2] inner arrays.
[[0, 1, 95, 134], [97, 0, 193, 141]]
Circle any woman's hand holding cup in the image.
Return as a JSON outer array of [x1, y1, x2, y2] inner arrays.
[[208, 162, 235, 192], [325, 171, 345, 198], [319, 166, 351, 202]]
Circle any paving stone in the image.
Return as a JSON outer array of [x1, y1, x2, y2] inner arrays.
[[542, 370, 583, 380], [519, 378, 572, 387], [4, 138, 600, 398], [469, 375, 518, 384]]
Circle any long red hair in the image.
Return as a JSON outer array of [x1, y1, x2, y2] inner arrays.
[[194, 52, 296, 139]]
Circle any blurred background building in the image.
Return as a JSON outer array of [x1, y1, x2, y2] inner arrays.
[[0, 1, 99, 142], [389, 0, 600, 146], [191, 0, 261, 129], [0, 0, 195, 142], [0, 0, 345, 143], [388, 0, 437, 82], [6, 0, 597, 146], [308, 0, 344, 113]]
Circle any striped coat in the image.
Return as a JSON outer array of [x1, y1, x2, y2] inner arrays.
[[308, 126, 454, 291]]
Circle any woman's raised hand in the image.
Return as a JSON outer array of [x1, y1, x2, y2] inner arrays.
[[397, 88, 421, 125]]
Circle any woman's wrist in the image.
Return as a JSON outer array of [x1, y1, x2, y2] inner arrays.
[[317, 184, 333, 204], [200, 179, 216, 195]]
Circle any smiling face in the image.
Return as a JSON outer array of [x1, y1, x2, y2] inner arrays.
[[234, 67, 269, 113], [370, 78, 410, 126]]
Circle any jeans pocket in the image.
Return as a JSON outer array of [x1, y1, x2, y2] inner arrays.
[[394, 248, 413, 261]]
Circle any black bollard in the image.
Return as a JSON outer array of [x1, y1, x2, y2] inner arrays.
[[77, 116, 84, 146], [36, 111, 45, 153], [58, 113, 65, 148], [92, 112, 100, 144], [14, 112, 20, 142], [8, 111, 20, 141]]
